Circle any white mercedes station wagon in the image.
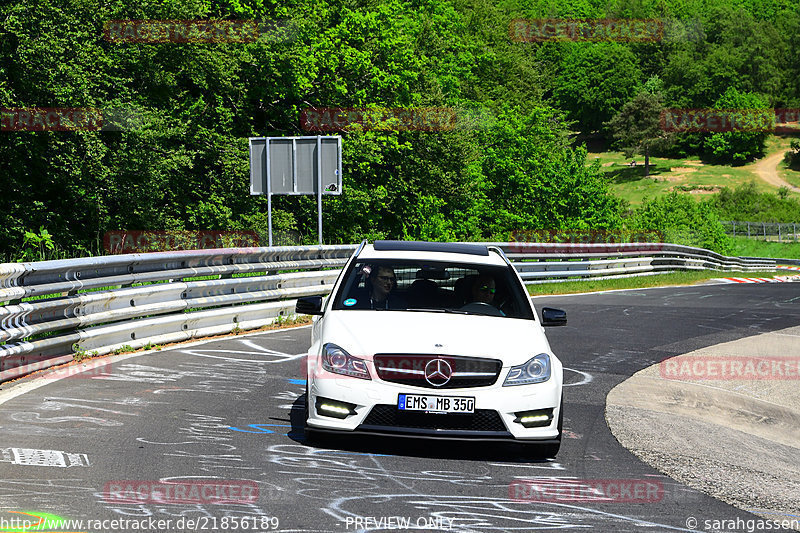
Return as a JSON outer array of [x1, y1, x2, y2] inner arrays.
[[295, 240, 567, 457]]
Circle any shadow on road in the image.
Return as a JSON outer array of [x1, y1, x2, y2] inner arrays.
[[287, 395, 556, 463]]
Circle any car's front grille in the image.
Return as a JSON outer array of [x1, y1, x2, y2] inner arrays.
[[361, 404, 507, 432], [373, 354, 501, 389]]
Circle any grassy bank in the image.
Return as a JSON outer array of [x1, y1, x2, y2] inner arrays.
[[729, 236, 800, 260], [589, 135, 800, 206], [526, 270, 786, 296]]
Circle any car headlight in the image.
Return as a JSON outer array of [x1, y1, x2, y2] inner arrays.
[[503, 353, 551, 386], [321, 343, 371, 380]]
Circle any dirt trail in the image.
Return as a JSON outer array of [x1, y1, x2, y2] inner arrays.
[[748, 149, 800, 192]]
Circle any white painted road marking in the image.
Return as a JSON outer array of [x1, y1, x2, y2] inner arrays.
[[0, 448, 90, 468]]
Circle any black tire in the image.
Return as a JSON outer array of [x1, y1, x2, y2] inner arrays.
[[544, 399, 564, 458], [303, 382, 317, 445]]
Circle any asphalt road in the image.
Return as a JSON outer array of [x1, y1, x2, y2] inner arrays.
[[1, 283, 799, 533]]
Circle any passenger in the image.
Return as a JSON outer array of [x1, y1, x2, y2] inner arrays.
[[352, 265, 406, 310]]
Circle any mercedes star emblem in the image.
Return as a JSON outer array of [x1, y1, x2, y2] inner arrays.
[[424, 358, 453, 387]]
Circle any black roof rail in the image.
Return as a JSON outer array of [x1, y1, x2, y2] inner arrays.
[[373, 240, 489, 256]]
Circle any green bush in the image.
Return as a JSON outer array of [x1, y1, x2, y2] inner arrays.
[[709, 182, 800, 223], [626, 193, 733, 254], [702, 88, 770, 164]]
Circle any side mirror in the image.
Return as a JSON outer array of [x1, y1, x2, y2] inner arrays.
[[296, 296, 324, 316], [541, 307, 567, 326]]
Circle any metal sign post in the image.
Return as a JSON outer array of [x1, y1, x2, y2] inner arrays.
[[249, 135, 342, 246], [317, 136, 323, 245]]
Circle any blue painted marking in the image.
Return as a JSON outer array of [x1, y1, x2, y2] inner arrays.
[[317, 450, 393, 457], [288, 378, 307, 385], [343, 298, 357, 306], [398, 394, 406, 410], [230, 423, 292, 434]]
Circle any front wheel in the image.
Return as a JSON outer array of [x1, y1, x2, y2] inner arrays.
[[303, 383, 320, 446], [542, 400, 564, 458]]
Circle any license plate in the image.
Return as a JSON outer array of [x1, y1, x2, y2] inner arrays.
[[397, 394, 475, 414]]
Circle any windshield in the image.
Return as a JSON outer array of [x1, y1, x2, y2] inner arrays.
[[332, 259, 534, 319]]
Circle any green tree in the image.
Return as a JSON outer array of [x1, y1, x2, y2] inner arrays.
[[605, 85, 674, 176], [702, 87, 770, 164], [553, 43, 642, 133], [785, 140, 800, 171], [475, 105, 622, 236]]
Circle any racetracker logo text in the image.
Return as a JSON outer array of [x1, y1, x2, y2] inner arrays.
[[102, 480, 259, 504], [660, 356, 800, 380], [660, 108, 800, 133], [103, 20, 260, 43], [509, 478, 664, 503], [103, 230, 260, 254], [1, 108, 104, 131], [300, 107, 458, 132], [509, 18, 664, 42]]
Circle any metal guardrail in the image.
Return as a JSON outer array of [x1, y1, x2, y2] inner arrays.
[[0, 242, 776, 384], [742, 256, 800, 267], [500, 242, 775, 283], [0, 246, 356, 383]]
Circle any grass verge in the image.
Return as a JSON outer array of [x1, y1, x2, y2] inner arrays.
[[526, 270, 788, 296], [729, 236, 800, 259]]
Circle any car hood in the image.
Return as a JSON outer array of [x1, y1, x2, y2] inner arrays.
[[319, 310, 554, 366]]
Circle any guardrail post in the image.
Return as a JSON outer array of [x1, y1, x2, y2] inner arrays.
[[747, 222, 750, 237]]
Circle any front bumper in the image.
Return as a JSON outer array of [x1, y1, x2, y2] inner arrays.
[[307, 367, 562, 441]]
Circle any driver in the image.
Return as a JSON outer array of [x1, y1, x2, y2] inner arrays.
[[470, 274, 497, 305], [468, 274, 505, 316]]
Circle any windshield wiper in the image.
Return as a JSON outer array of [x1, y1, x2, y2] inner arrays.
[[401, 308, 470, 314]]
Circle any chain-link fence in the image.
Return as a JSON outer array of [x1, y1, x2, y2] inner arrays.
[[721, 221, 800, 242]]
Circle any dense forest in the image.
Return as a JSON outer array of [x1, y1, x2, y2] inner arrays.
[[1, 0, 799, 260]]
